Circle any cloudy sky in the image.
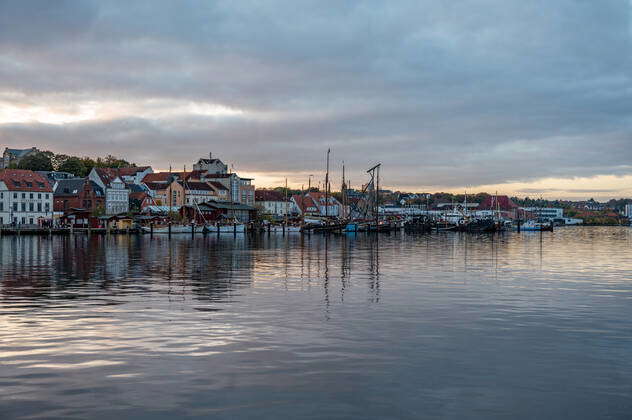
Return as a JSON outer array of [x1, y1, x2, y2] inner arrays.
[[1, 0, 631, 199]]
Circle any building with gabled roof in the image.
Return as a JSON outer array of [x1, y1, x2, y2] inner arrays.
[[0, 169, 53, 225], [193, 153, 228, 174], [256, 189, 289, 216], [88, 168, 130, 215], [53, 178, 104, 213]]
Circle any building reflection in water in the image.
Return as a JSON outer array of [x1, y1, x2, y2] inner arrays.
[[0, 232, 387, 314]]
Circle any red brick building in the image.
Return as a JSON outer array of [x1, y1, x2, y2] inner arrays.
[[53, 178, 105, 213]]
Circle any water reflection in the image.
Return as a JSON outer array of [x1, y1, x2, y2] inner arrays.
[[1, 228, 632, 419]]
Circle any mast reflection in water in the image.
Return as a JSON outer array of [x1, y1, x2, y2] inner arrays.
[[1, 227, 632, 419]]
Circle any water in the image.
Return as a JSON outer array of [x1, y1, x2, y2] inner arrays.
[[1, 227, 631, 419]]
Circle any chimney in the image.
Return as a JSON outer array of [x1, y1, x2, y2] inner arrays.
[[209, 152, 212, 160]]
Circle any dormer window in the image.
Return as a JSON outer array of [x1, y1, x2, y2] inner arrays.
[[12, 180, 21, 187]]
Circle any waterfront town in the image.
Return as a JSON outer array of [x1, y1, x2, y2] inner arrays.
[[1, 146, 631, 233]]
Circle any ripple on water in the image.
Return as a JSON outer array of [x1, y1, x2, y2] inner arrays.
[[1, 227, 632, 419]]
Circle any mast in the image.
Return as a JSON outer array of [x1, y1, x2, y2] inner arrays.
[[284, 177, 288, 225], [325, 148, 330, 218], [168, 164, 172, 214], [300, 184, 304, 225], [376, 164, 380, 226], [341, 161, 346, 220], [183, 164, 187, 213]]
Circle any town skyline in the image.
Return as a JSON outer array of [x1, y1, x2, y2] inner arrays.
[[2, 144, 631, 202], [1, 1, 631, 201]]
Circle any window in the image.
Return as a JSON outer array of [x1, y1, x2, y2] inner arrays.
[[37, 203, 41, 212], [29, 193, 33, 199], [21, 217, 25, 224], [26, 182, 32, 188], [45, 194, 49, 199], [38, 193, 41, 199], [0, 192, 3, 199], [29, 218, 33, 225], [45, 203, 50, 212], [37, 182, 45, 188], [0, 203, 2, 212], [29, 203, 34, 211], [13, 203, 17, 211], [13, 193, 17, 199], [21, 193, 25, 199], [13, 180, 21, 187], [21, 203, 25, 212]]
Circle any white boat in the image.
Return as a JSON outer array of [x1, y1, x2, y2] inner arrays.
[[518, 220, 553, 231], [266, 225, 302, 233], [141, 224, 200, 234], [204, 223, 246, 233]]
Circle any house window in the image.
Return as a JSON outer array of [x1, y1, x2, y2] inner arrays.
[[38, 193, 41, 199], [13, 203, 17, 211], [13, 193, 17, 199], [21, 203, 25, 212], [21, 193, 25, 199], [45, 203, 50, 212], [29, 203, 34, 211], [29, 193, 33, 199], [37, 203, 42, 212], [29, 218, 33, 225], [21, 217, 25, 224]]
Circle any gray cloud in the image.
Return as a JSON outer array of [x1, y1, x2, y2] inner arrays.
[[0, 0, 630, 191]]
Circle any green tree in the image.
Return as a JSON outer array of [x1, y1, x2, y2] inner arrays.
[[17, 151, 54, 171], [57, 156, 88, 177]]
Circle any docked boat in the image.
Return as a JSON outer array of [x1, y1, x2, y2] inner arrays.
[[518, 220, 553, 232], [265, 225, 302, 233], [204, 223, 246, 233], [141, 224, 200, 234]]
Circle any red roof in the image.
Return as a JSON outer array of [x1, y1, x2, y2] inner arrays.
[[181, 181, 215, 191], [117, 166, 150, 176], [0, 169, 52, 192], [208, 181, 228, 191], [142, 172, 173, 183], [255, 189, 285, 201], [479, 195, 518, 211], [291, 194, 318, 213], [96, 167, 150, 184]]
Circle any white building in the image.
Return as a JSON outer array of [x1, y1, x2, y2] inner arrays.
[[0, 169, 53, 225], [521, 207, 564, 220], [192, 153, 228, 174], [89, 168, 130, 215], [291, 192, 341, 217], [182, 181, 217, 205], [255, 190, 289, 217], [625, 204, 632, 218]]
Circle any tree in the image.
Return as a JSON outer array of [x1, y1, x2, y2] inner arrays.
[[17, 151, 54, 171], [57, 156, 88, 176]]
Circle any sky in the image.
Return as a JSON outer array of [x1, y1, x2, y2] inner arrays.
[[1, 0, 631, 200]]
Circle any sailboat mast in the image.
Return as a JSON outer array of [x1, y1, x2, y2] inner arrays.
[[284, 177, 288, 225], [341, 161, 346, 219], [325, 149, 330, 218]]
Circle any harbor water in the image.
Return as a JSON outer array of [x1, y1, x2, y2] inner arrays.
[[1, 227, 631, 419]]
